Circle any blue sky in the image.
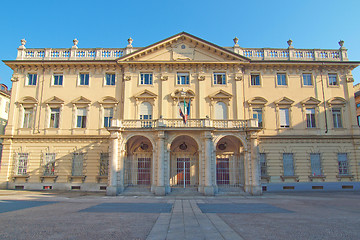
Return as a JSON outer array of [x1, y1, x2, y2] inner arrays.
[[1, 0, 360, 88]]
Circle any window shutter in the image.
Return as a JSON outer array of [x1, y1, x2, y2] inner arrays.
[[279, 108, 289, 127], [139, 102, 152, 117], [77, 108, 86, 116], [214, 102, 227, 120]]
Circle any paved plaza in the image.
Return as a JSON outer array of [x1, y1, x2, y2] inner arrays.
[[0, 190, 359, 240]]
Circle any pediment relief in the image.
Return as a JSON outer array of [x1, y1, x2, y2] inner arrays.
[[99, 96, 118, 105], [300, 97, 321, 106], [133, 90, 157, 100], [208, 90, 232, 100], [274, 97, 294, 106], [18, 96, 38, 105], [248, 96, 268, 106], [44, 96, 64, 105], [71, 96, 91, 105], [117, 32, 250, 63], [171, 89, 195, 100], [327, 97, 346, 106]]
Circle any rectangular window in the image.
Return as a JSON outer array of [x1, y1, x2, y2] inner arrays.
[[277, 73, 287, 86], [253, 108, 263, 127], [279, 108, 290, 128], [328, 74, 338, 86], [49, 108, 60, 128], [177, 72, 189, 85], [99, 153, 109, 176], [332, 108, 342, 128], [357, 116, 360, 126], [140, 114, 152, 120], [260, 153, 267, 177], [338, 153, 349, 175], [306, 108, 316, 128], [23, 108, 33, 128], [104, 108, 113, 127], [76, 108, 87, 128], [79, 73, 89, 86], [43, 153, 56, 176], [53, 74, 63, 86], [283, 153, 294, 176], [302, 73, 312, 86], [140, 73, 153, 85], [213, 73, 226, 85], [28, 74, 37, 85], [72, 153, 84, 176], [251, 74, 260, 86], [310, 153, 322, 176], [105, 73, 115, 86], [17, 153, 28, 175], [356, 103, 360, 108]]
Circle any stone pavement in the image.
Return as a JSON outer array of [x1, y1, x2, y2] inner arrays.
[[0, 190, 359, 240]]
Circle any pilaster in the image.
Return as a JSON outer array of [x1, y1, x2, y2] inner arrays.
[[155, 131, 166, 195]]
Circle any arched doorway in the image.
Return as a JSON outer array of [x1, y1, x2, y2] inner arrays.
[[169, 135, 199, 188], [215, 135, 244, 191], [124, 136, 153, 188]]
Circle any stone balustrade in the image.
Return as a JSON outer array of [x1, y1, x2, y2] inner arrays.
[[115, 119, 258, 129]]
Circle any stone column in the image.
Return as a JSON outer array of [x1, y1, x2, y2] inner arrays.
[[250, 133, 262, 195], [204, 131, 215, 195], [107, 131, 120, 196], [155, 131, 166, 195]]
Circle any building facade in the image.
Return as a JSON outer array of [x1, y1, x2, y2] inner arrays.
[[1, 32, 359, 195]]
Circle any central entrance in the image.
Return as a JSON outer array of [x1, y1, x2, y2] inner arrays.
[[170, 135, 199, 188]]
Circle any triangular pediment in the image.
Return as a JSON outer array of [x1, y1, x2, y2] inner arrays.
[[274, 97, 294, 105], [248, 96, 268, 105], [118, 32, 250, 63], [133, 90, 157, 100], [171, 89, 195, 100], [300, 97, 321, 106], [18, 96, 38, 105], [99, 96, 118, 105], [327, 97, 346, 106], [71, 96, 91, 105], [208, 90, 232, 100], [44, 96, 64, 105]]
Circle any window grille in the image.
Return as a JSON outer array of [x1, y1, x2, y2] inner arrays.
[[338, 153, 349, 175], [99, 153, 109, 176], [17, 153, 28, 175], [283, 153, 294, 176], [43, 153, 56, 176], [72, 153, 84, 176], [260, 153, 267, 177]]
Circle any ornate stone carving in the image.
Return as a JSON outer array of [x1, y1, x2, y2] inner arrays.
[[72, 38, 78, 49], [124, 75, 131, 81], [233, 37, 239, 47], [160, 75, 168, 81], [198, 75, 205, 81]]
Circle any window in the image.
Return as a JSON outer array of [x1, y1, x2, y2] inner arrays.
[[251, 74, 260, 86], [356, 103, 360, 108], [105, 73, 115, 86], [79, 73, 89, 86], [104, 108, 113, 127], [213, 73, 226, 85], [306, 108, 316, 128], [357, 116, 360, 126], [302, 74, 312, 86], [17, 153, 28, 175], [140, 73, 153, 85], [27, 74, 37, 85], [332, 108, 342, 128], [338, 153, 349, 175], [279, 108, 290, 128], [99, 153, 109, 176], [76, 108, 87, 128], [72, 153, 84, 176], [49, 108, 60, 128], [283, 153, 294, 176], [23, 108, 33, 128], [310, 153, 322, 176], [214, 102, 227, 120], [139, 102, 152, 120], [260, 153, 267, 177], [253, 108, 263, 127], [53, 74, 63, 86], [277, 73, 287, 86], [328, 74, 338, 86], [177, 72, 189, 85], [43, 153, 56, 176]]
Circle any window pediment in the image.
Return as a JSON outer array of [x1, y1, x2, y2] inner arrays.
[[71, 96, 91, 105], [248, 96, 268, 106], [99, 96, 118, 105], [171, 89, 195, 101], [327, 97, 346, 106], [300, 97, 321, 106], [133, 90, 157, 101], [274, 97, 294, 106], [17, 96, 38, 106], [208, 90, 232, 101], [44, 96, 64, 105]]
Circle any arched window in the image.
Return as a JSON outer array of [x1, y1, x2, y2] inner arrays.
[[214, 101, 227, 120], [139, 102, 152, 120]]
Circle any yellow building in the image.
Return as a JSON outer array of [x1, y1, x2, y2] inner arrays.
[[1, 32, 359, 195]]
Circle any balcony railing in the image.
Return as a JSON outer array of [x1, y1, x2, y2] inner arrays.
[[113, 119, 259, 129]]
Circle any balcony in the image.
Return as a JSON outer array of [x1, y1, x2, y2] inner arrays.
[[110, 119, 260, 130]]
